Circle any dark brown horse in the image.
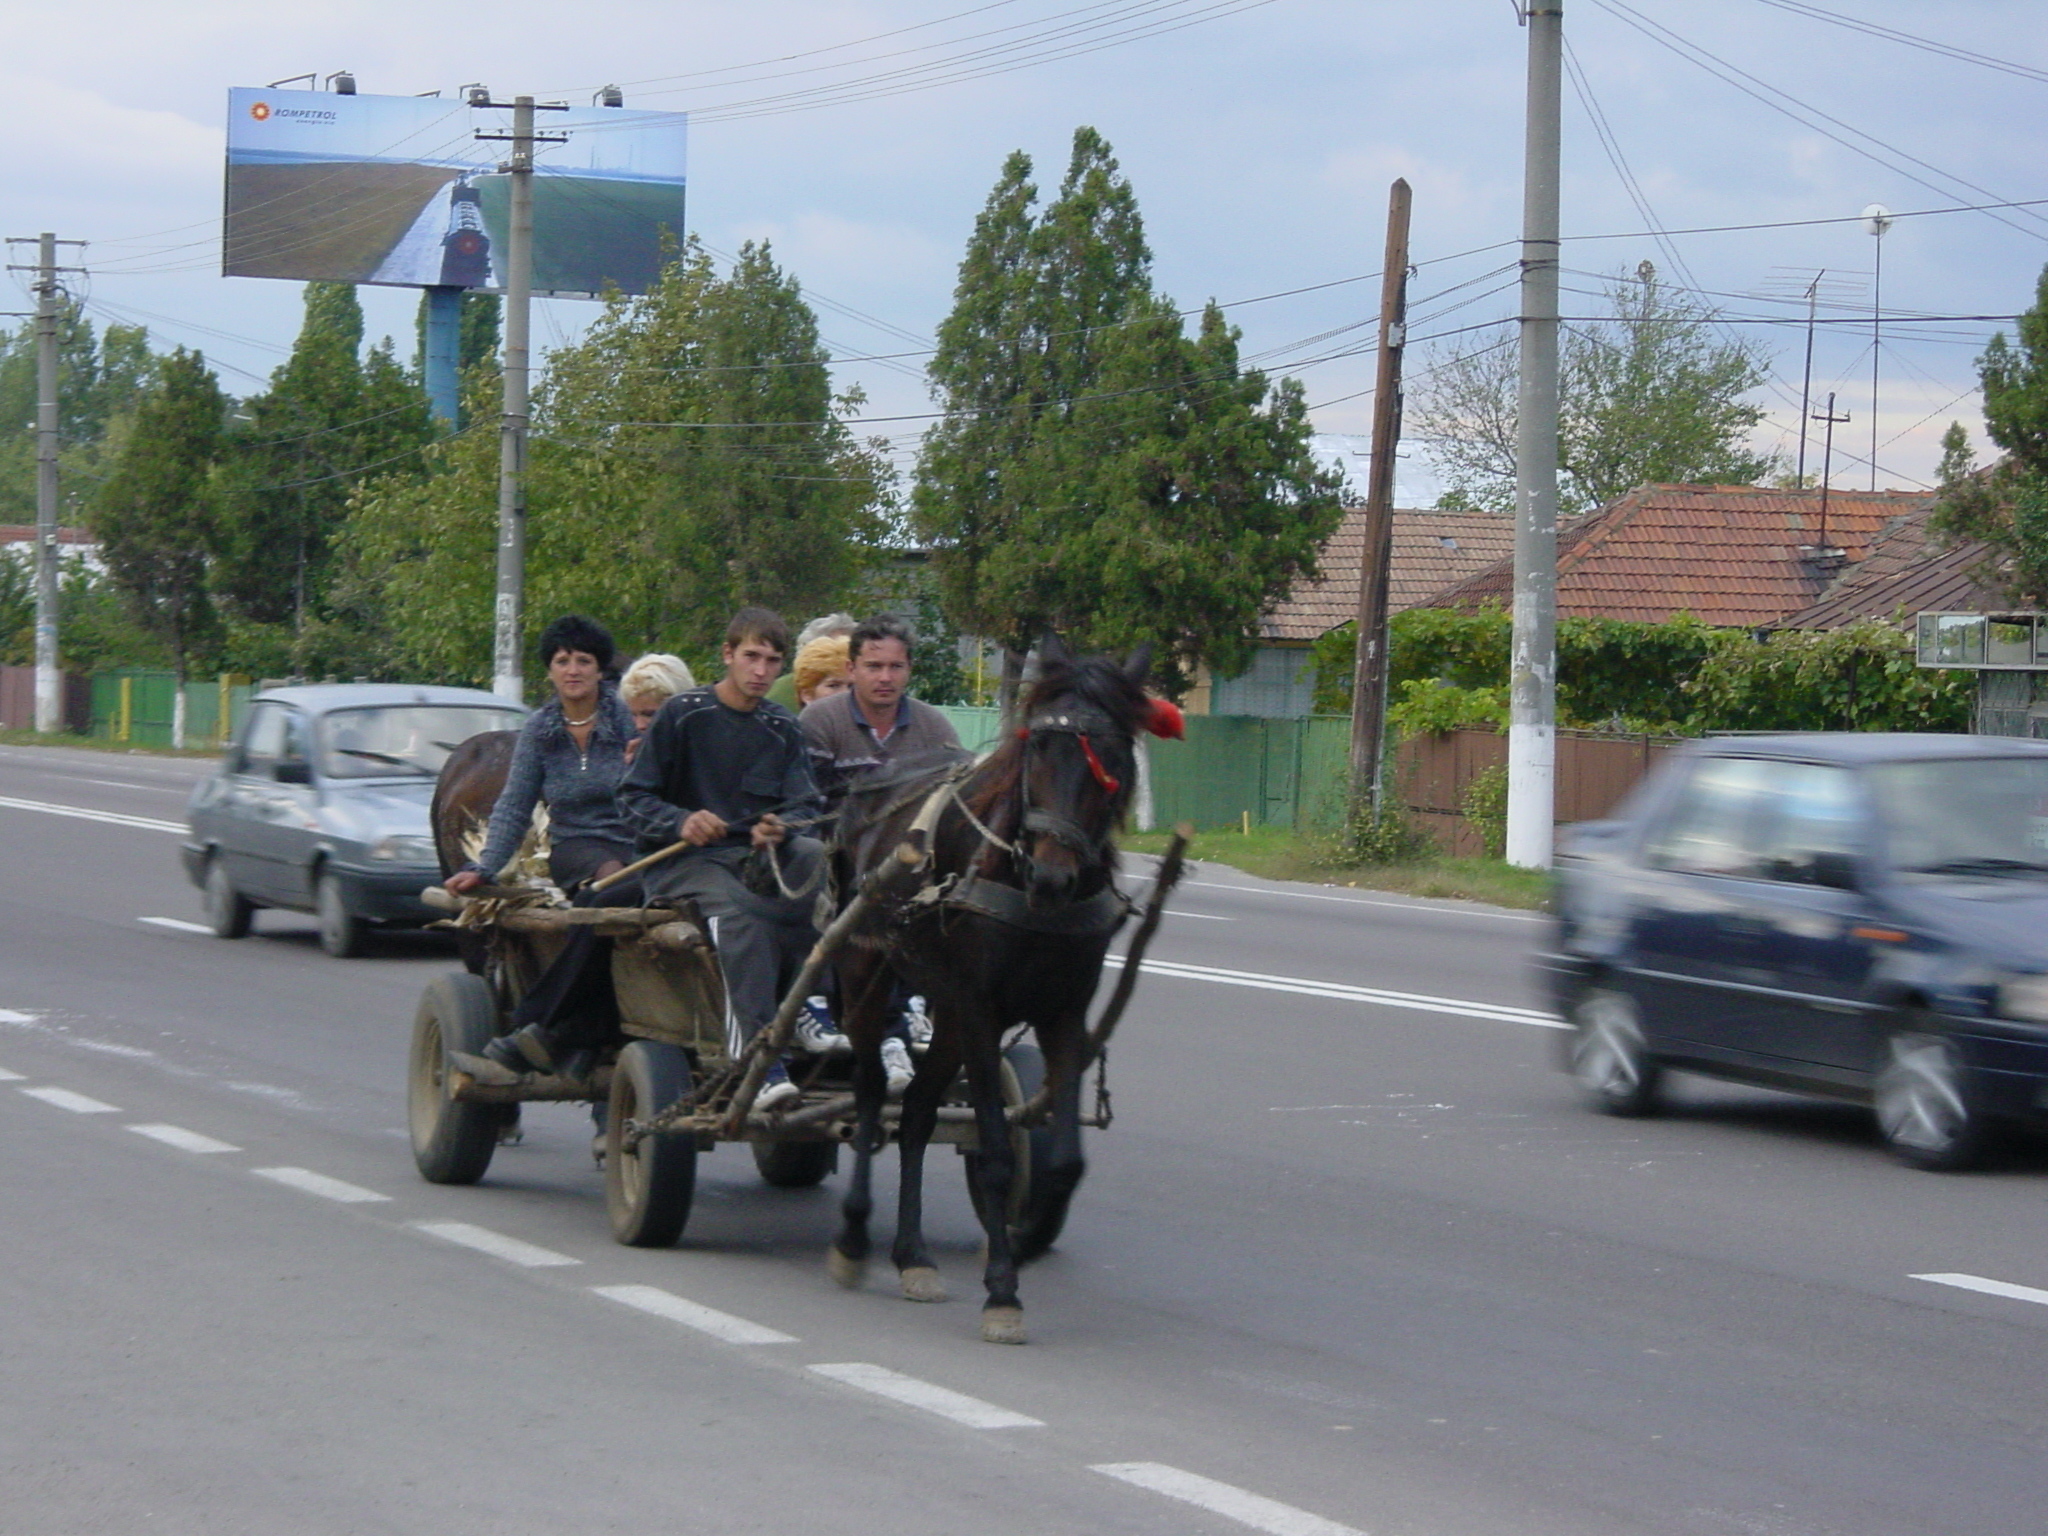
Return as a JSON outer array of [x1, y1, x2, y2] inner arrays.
[[827, 638, 1165, 1343], [431, 730, 518, 976]]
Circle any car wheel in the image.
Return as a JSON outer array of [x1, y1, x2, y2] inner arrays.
[[204, 857, 253, 939], [316, 871, 366, 959], [1569, 985, 1661, 1116], [1874, 1029, 1986, 1172]]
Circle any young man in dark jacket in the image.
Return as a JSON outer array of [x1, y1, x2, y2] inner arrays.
[[617, 607, 822, 1109]]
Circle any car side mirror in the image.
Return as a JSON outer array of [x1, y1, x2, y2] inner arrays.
[[274, 759, 313, 786], [1809, 850, 1861, 891]]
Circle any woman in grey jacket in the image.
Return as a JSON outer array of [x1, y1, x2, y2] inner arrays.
[[447, 614, 636, 894]]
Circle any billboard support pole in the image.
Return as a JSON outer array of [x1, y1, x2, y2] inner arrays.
[[493, 97, 537, 704], [423, 286, 463, 428]]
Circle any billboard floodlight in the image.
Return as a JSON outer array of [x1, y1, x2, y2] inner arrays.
[[597, 85, 624, 108], [326, 71, 357, 95]]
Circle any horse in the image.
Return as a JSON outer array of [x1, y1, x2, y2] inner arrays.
[[825, 636, 1174, 1344]]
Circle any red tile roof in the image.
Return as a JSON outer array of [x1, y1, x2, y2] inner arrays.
[[0, 525, 95, 548], [1418, 484, 1936, 626], [1778, 501, 2003, 628], [1261, 506, 1517, 641]]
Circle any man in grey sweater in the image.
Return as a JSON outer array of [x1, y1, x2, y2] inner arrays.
[[798, 613, 963, 809], [617, 607, 823, 1110]]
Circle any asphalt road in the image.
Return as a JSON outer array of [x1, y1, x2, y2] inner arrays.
[[3, 740, 2046, 1535]]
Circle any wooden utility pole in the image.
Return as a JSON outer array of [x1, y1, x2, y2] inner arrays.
[[1347, 179, 1413, 816]]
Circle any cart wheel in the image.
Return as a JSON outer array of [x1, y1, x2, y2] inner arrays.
[[606, 1040, 697, 1247], [408, 973, 502, 1185], [752, 1138, 837, 1188], [999, 1041, 1072, 1258]]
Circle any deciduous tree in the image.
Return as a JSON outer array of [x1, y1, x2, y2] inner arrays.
[[1415, 262, 1776, 516]]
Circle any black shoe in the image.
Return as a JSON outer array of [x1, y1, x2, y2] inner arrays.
[[484, 1023, 557, 1077]]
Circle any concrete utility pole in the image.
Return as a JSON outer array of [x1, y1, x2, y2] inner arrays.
[[475, 96, 567, 704], [1507, 1, 1563, 869], [7, 233, 88, 733], [1348, 179, 1412, 818]]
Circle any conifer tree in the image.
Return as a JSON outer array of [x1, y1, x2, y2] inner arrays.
[[92, 347, 225, 679], [914, 128, 1343, 689]]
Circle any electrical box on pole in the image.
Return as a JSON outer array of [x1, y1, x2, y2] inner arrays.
[[1347, 179, 1412, 819], [1507, 2, 1562, 869]]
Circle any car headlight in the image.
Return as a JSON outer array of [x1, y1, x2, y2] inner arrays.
[[1998, 975, 2048, 1023], [368, 835, 440, 864]]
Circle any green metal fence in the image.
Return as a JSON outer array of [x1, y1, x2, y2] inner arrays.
[[90, 671, 253, 749]]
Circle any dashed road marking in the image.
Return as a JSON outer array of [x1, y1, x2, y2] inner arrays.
[[1105, 954, 1562, 1028], [592, 1284, 796, 1344], [0, 793, 184, 835], [139, 916, 212, 935], [415, 1221, 580, 1268], [0, 1065, 22, 1082], [808, 1362, 1043, 1429], [1914, 1272, 2048, 1309], [1092, 1462, 1366, 1536], [130, 1123, 240, 1154], [251, 1166, 390, 1203], [21, 1085, 119, 1114], [0, 1009, 39, 1024]]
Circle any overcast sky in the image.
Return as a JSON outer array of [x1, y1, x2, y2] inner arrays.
[[11, 0, 2047, 504]]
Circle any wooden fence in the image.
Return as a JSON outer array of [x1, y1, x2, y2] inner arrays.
[[0, 666, 92, 734], [1394, 727, 1681, 856]]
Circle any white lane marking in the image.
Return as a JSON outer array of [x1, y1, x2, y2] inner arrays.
[[81, 777, 180, 791], [807, 1362, 1043, 1429], [591, 1284, 796, 1344], [0, 793, 184, 835], [21, 1085, 119, 1113], [139, 916, 212, 935], [1913, 1272, 2048, 1309], [1104, 954, 1563, 1028], [414, 1221, 580, 1268], [1166, 910, 1234, 922], [251, 1166, 390, 1203], [1130, 869, 1541, 922], [1093, 1463, 1365, 1536], [0, 1009, 39, 1024], [129, 1123, 240, 1154], [73, 1038, 154, 1058]]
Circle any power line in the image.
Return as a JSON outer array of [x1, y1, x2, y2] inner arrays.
[[1746, 0, 2048, 89]]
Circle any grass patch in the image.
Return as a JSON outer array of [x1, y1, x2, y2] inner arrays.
[[0, 729, 218, 759], [1119, 825, 1551, 911]]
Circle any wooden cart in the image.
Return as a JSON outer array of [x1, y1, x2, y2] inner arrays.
[[404, 884, 1065, 1249]]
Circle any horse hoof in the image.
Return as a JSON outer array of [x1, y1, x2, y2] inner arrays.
[[980, 1306, 1026, 1345], [900, 1266, 948, 1303], [827, 1246, 867, 1290]]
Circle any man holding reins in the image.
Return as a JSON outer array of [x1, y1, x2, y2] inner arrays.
[[617, 607, 824, 1111]]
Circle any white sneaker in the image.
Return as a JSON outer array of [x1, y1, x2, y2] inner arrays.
[[793, 996, 850, 1055], [880, 1035, 915, 1098], [756, 1065, 802, 1113], [901, 995, 933, 1048]]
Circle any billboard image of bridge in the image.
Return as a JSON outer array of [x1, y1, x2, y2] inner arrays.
[[223, 88, 687, 296]]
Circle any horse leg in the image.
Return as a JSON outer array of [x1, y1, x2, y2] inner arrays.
[[892, 1021, 960, 1303], [1015, 1014, 1089, 1266], [961, 1025, 1026, 1344], [829, 956, 894, 1289]]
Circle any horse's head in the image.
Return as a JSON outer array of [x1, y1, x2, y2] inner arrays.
[[1012, 635, 1157, 904]]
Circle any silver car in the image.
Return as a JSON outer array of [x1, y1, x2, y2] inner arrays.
[[181, 684, 526, 957]]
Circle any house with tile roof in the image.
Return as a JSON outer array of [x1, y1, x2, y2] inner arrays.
[[1418, 484, 1943, 626], [1196, 506, 1515, 716]]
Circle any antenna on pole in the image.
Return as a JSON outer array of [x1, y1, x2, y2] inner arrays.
[[1862, 204, 1892, 492]]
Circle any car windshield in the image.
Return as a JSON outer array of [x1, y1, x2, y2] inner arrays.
[[1869, 757, 2048, 877], [317, 706, 523, 780]]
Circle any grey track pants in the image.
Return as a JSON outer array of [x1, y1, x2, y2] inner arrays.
[[644, 838, 823, 1046]]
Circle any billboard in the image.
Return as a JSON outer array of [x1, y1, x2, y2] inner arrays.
[[223, 88, 687, 297]]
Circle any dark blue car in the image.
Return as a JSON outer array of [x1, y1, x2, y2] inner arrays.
[[1541, 733, 2048, 1170]]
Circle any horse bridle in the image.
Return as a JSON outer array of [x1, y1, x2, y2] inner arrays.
[[1014, 705, 1131, 871]]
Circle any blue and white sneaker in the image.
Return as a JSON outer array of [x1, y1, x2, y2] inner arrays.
[[756, 1058, 802, 1113], [900, 995, 933, 1049], [792, 996, 850, 1056]]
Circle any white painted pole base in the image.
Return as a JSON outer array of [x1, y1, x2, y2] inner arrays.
[[1504, 719, 1554, 869], [33, 662, 59, 734]]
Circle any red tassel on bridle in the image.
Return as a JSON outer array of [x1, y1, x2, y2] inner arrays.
[[1078, 734, 1121, 795]]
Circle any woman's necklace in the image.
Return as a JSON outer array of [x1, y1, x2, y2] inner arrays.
[[562, 709, 597, 728]]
